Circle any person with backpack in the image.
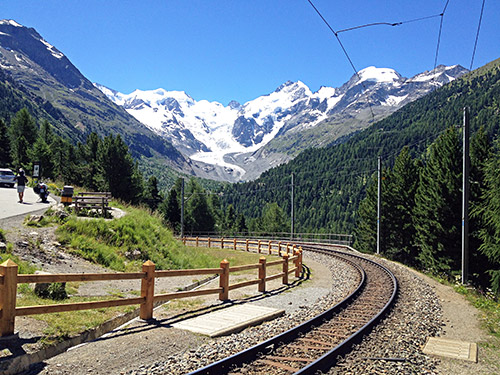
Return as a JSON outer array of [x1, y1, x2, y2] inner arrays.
[[15, 168, 28, 203]]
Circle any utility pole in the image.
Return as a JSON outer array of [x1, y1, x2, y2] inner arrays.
[[462, 107, 470, 285], [181, 178, 185, 239], [377, 156, 382, 255], [291, 173, 294, 240]]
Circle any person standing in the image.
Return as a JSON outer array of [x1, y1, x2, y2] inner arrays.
[[15, 168, 28, 203]]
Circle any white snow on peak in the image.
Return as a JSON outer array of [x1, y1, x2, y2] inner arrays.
[[316, 86, 336, 100], [382, 94, 409, 107], [39, 38, 64, 59], [97, 64, 459, 177], [0, 20, 23, 27], [357, 66, 402, 84]]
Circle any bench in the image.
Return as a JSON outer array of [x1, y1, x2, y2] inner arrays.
[[74, 192, 112, 216]]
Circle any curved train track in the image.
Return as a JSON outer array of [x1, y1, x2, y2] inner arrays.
[[189, 244, 398, 375]]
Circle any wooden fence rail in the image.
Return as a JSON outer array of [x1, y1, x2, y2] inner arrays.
[[182, 236, 299, 258], [0, 238, 302, 337]]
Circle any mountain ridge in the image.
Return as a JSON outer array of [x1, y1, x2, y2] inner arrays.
[[220, 56, 500, 233], [0, 19, 190, 173], [99, 64, 468, 181]]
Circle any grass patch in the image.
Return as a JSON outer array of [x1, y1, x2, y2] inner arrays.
[[454, 284, 500, 339], [55, 206, 280, 272], [0, 251, 38, 275], [17, 290, 135, 346], [162, 298, 204, 312]]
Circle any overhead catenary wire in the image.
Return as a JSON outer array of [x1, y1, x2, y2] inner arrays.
[[470, 0, 486, 71], [305, 0, 375, 122], [433, 0, 450, 71], [336, 14, 443, 34]]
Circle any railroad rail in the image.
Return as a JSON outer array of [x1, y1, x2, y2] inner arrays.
[[189, 243, 398, 375]]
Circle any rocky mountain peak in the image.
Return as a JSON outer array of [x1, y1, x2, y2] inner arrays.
[[0, 19, 90, 90]]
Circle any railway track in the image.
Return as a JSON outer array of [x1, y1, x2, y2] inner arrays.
[[189, 244, 398, 375]]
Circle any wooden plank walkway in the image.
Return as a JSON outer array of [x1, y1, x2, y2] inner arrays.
[[172, 304, 285, 337], [423, 337, 478, 362]]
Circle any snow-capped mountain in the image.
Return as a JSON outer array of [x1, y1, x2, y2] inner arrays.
[[98, 64, 468, 181]]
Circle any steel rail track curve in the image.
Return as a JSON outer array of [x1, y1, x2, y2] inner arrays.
[[188, 243, 398, 375]]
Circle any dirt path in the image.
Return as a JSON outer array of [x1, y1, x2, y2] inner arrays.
[[411, 270, 499, 374]]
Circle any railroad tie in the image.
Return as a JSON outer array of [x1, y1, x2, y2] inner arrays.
[[257, 359, 299, 372]]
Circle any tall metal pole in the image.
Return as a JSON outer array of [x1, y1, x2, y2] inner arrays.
[[462, 107, 470, 285], [181, 178, 185, 239], [377, 156, 382, 255], [291, 173, 294, 240]]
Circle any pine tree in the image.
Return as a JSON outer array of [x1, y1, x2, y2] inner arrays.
[[145, 176, 162, 210], [259, 202, 289, 235], [207, 193, 223, 233], [224, 204, 236, 235], [235, 214, 248, 235], [159, 188, 181, 232], [9, 108, 38, 170], [414, 127, 462, 274], [30, 120, 55, 179], [475, 137, 500, 293], [30, 136, 53, 179], [185, 178, 215, 234], [354, 175, 378, 253], [96, 134, 143, 203], [51, 137, 69, 181], [0, 118, 11, 166], [385, 147, 420, 264], [469, 127, 493, 288]]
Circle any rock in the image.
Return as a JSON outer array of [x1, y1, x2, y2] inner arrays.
[[33, 270, 67, 300], [16, 240, 29, 248], [27, 215, 44, 224]]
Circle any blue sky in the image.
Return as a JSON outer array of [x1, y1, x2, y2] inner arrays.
[[2, 0, 499, 105]]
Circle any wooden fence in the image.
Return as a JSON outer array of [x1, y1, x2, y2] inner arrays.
[[0, 239, 302, 337], [182, 236, 301, 257]]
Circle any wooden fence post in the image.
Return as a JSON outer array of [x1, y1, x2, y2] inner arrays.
[[140, 260, 155, 320], [0, 259, 19, 336], [298, 248, 303, 277], [233, 238, 237, 250], [219, 259, 229, 301], [221, 237, 224, 249], [245, 239, 249, 251], [208, 237, 211, 247], [182, 237, 186, 245], [268, 241, 272, 254], [294, 249, 301, 278], [196, 237, 199, 247], [282, 253, 289, 284], [258, 240, 262, 253], [258, 257, 266, 293], [278, 242, 282, 256]]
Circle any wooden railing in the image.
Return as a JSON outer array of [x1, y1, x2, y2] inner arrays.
[[182, 236, 301, 257], [0, 238, 302, 337]]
